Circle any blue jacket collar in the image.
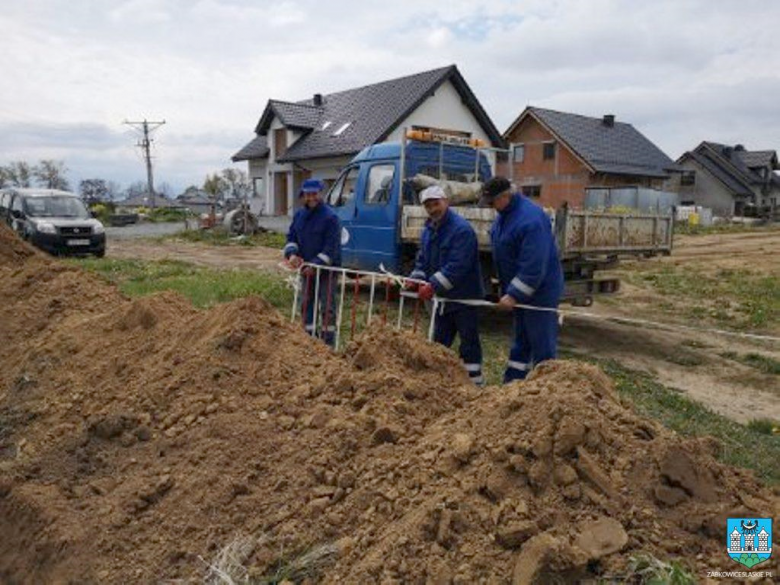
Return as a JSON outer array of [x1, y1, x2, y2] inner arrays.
[[499, 193, 521, 216]]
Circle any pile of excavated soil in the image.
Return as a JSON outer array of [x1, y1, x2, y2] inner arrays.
[[1, 223, 777, 583]]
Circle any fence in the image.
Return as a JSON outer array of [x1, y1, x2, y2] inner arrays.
[[285, 263, 442, 350]]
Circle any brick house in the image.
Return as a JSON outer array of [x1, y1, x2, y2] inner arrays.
[[673, 141, 780, 217], [232, 65, 503, 216], [502, 106, 676, 209]]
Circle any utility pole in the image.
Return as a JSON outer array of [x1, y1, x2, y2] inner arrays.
[[123, 118, 165, 208]]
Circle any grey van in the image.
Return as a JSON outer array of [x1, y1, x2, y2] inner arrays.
[[2, 188, 106, 257]]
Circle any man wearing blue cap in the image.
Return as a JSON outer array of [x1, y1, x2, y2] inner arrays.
[[283, 178, 341, 346], [407, 185, 485, 385]]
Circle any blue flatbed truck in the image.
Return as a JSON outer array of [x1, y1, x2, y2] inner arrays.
[[325, 137, 673, 305]]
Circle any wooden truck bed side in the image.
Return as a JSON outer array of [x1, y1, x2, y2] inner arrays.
[[400, 206, 673, 258]]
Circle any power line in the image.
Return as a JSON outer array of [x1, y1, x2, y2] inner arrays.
[[123, 118, 165, 207]]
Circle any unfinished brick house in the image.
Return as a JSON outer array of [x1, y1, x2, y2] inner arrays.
[[502, 106, 676, 209]]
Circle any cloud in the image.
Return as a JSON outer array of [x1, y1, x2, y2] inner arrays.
[[0, 0, 778, 192]]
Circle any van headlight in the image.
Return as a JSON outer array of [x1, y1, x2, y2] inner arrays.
[[92, 222, 105, 235], [35, 221, 57, 234]]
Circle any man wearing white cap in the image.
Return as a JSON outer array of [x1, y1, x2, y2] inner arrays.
[[407, 185, 485, 385]]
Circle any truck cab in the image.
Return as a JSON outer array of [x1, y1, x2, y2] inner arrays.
[[325, 140, 492, 273]]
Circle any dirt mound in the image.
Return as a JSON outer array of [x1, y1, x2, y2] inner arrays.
[[1, 251, 777, 583], [0, 223, 40, 266]]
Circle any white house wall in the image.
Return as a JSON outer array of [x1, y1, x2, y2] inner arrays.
[[386, 80, 492, 145], [677, 158, 736, 217]]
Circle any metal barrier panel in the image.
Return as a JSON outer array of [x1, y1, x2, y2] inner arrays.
[[287, 263, 434, 351]]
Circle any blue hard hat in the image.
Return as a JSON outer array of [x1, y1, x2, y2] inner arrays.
[[301, 178, 326, 193]]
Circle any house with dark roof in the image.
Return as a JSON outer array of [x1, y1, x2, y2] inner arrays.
[[673, 142, 780, 217], [502, 106, 676, 209], [232, 65, 503, 216]]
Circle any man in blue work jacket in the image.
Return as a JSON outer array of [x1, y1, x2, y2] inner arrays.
[[283, 179, 341, 346], [408, 185, 485, 385], [480, 176, 564, 383]]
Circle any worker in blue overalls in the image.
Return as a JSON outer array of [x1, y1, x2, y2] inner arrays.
[[407, 185, 485, 385], [480, 176, 564, 383], [283, 179, 341, 346]]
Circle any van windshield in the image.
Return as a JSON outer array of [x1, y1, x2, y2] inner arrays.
[[24, 196, 90, 219]]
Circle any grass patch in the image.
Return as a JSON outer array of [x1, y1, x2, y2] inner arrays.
[[625, 264, 779, 330], [622, 554, 696, 585], [73, 257, 294, 310], [664, 349, 706, 367], [146, 207, 191, 223], [599, 359, 780, 484], [163, 227, 287, 249], [674, 223, 777, 236], [746, 418, 779, 436], [720, 351, 780, 375]]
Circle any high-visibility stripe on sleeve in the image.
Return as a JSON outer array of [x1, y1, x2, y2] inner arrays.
[[510, 277, 535, 296], [317, 253, 332, 265], [409, 270, 426, 280], [433, 271, 453, 290], [283, 242, 299, 255]]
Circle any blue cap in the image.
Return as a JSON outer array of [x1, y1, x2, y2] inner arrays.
[[301, 178, 326, 193]]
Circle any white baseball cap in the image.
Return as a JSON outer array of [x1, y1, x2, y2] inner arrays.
[[420, 185, 447, 203]]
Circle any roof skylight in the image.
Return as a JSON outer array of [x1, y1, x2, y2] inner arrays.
[[333, 122, 351, 136]]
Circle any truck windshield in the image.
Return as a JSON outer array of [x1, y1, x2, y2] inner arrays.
[[24, 196, 90, 219]]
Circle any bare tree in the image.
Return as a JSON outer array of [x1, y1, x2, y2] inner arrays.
[[221, 168, 251, 200], [203, 173, 228, 201], [124, 181, 148, 200], [80, 178, 111, 203], [34, 160, 70, 190], [157, 181, 174, 198], [5, 161, 34, 187]]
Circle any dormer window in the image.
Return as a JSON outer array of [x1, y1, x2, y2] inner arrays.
[[334, 122, 351, 136]]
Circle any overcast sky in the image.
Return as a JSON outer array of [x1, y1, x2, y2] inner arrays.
[[2, 0, 779, 194]]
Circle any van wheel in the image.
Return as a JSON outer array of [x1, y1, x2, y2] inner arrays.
[[95, 249, 106, 258]]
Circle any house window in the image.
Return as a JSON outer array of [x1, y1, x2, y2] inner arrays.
[[327, 167, 358, 207], [513, 144, 525, 163], [252, 177, 264, 198], [523, 185, 542, 199], [365, 164, 395, 205], [543, 142, 556, 160], [274, 128, 287, 159], [681, 171, 696, 186]]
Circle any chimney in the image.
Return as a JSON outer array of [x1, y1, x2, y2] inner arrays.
[[724, 146, 733, 158], [734, 144, 745, 152], [602, 114, 615, 127], [313, 93, 323, 106]]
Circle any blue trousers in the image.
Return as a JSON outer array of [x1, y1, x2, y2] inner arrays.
[[300, 271, 339, 346], [504, 307, 558, 383], [434, 306, 483, 385]]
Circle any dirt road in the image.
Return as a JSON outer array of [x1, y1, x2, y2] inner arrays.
[[107, 238, 286, 272], [108, 229, 780, 423]]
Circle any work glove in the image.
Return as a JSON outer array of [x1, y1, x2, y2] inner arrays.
[[418, 283, 435, 301], [403, 279, 419, 291], [288, 255, 303, 269], [301, 265, 315, 278]]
